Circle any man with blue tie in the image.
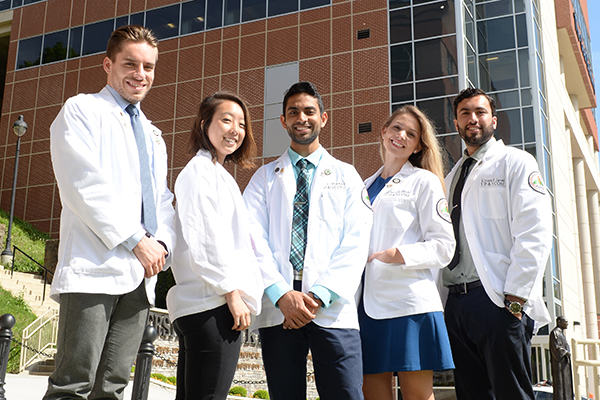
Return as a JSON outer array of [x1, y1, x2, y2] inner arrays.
[[244, 81, 373, 400], [44, 25, 175, 400]]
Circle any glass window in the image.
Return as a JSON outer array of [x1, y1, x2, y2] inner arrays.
[[130, 12, 144, 26], [518, 48, 530, 87], [516, 14, 527, 47], [478, 17, 515, 53], [269, 0, 298, 17], [392, 83, 413, 103], [515, 0, 525, 13], [465, 7, 475, 47], [182, 0, 206, 34], [207, 0, 223, 29], [491, 89, 519, 109], [413, 1, 455, 40], [225, 0, 240, 25], [146, 4, 180, 40], [42, 30, 69, 64], [242, 0, 266, 22], [83, 19, 114, 56], [521, 88, 531, 106], [17, 35, 42, 69], [301, 0, 329, 9], [475, 0, 512, 19], [466, 43, 477, 84], [415, 36, 457, 80], [389, 8, 411, 44], [389, 0, 410, 9], [522, 107, 534, 143], [417, 96, 456, 134], [438, 133, 463, 172], [537, 55, 546, 93], [495, 108, 521, 145], [115, 16, 129, 28], [68, 26, 82, 58], [416, 77, 458, 100], [0, 1, 10, 11], [390, 43, 413, 84], [12, 0, 22, 6], [479, 51, 518, 91]]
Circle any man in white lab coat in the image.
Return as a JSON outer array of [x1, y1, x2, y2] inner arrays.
[[443, 88, 552, 400], [43, 25, 175, 400], [244, 81, 373, 400]]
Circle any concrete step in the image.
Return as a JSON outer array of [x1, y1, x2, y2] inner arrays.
[[0, 267, 58, 316]]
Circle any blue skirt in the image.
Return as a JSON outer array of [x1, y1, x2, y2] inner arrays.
[[358, 302, 454, 374]]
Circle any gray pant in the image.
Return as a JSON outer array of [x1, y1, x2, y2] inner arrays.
[[43, 282, 150, 400]]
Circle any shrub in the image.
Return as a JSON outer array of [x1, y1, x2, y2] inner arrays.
[[167, 376, 177, 385], [229, 386, 248, 397], [253, 389, 270, 399], [151, 373, 168, 383]]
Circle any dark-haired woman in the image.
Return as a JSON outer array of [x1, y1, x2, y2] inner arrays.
[[166, 92, 263, 400], [360, 105, 455, 400]]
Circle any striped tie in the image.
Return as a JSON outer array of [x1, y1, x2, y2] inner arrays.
[[290, 159, 310, 272], [126, 104, 158, 235]]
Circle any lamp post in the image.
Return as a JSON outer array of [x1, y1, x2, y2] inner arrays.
[[1, 115, 28, 266]]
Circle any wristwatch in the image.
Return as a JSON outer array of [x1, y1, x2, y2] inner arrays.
[[504, 298, 523, 314]]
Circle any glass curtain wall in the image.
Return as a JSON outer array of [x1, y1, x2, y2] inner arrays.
[[388, 0, 558, 337]]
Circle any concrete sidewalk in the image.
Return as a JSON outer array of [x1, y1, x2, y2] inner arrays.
[[4, 373, 176, 400]]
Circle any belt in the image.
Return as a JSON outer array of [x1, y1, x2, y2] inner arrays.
[[447, 280, 482, 295]]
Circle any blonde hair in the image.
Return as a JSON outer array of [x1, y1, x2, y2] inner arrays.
[[379, 105, 446, 191]]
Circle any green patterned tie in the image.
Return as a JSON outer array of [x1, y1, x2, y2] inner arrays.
[[290, 159, 310, 272]]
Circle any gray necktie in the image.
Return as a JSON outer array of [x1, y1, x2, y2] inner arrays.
[[125, 104, 157, 235]]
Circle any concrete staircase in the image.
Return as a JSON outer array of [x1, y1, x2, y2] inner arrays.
[[0, 268, 58, 316]]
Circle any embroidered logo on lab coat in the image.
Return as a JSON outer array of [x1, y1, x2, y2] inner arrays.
[[437, 198, 451, 223], [480, 178, 505, 187], [528, 171, 546, 194]]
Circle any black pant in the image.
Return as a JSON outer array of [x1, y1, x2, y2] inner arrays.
[[172, 304, 241, 400], [445, 286, 535, 400]]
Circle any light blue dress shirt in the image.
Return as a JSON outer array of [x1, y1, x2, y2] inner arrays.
[[264, 146, 340, 309]]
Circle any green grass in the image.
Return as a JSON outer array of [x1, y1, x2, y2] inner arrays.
[[0, 208, 50, 274], [0, 285, 38, 373]]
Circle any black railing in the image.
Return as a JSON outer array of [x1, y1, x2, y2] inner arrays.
[[11, 245, 53, 302]]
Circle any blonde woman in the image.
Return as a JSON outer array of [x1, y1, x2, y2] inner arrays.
[[360, 105, 455, 400]]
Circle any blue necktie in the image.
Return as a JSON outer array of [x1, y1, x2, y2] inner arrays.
[[126, 104, 158, 236], [290, 159, 310, 272]]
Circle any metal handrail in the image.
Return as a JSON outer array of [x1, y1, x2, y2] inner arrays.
[[11, 245, 53, 302], [19, 308, 58, 372], [571, 337, 600, 400]]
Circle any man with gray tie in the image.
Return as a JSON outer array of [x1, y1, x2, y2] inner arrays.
[[44, 25, 175, 400]]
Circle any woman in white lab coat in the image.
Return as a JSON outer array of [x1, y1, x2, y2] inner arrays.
[[360, 105, 455, 400], [166, 92, 263, 400]]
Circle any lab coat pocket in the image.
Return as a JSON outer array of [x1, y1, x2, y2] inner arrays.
[[370, 259, 417, 303], [478, 187, 507, 219]]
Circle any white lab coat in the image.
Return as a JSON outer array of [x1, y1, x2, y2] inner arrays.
[[166, 150, 263, 323], [445, 139, 552, 328], [50, 87, 175, 304], [243, 148, 373, 330], [362, 162, 455, 319]]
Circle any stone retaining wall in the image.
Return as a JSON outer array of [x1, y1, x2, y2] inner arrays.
[[147, 308, 319, 399]]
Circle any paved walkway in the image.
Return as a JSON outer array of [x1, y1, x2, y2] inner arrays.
[[4, 373, 176, 400]]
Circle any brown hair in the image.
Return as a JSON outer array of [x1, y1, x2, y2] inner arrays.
[[189, 92, 256, 169], [106, 25, 158, 61], [453, 88, 496, 118], [380, 105, 446, 190]]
